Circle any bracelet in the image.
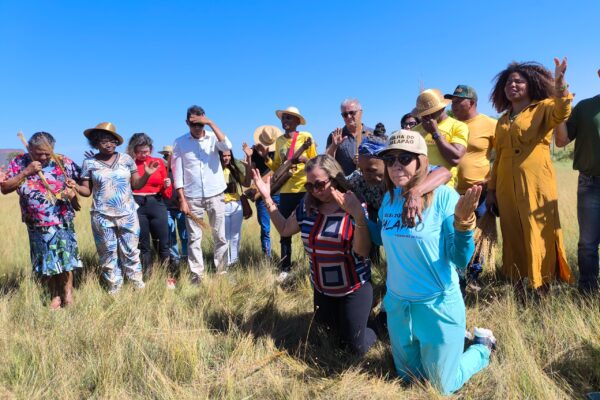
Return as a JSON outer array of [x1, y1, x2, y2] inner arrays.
[[556, 84, 568, 92], [265, 201, 278, 212], [354, 223, 368, 229], [454, 213, 477, 232]]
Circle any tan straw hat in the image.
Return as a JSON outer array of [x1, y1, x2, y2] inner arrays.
[[414, 89, 451, 118], [253, 125, 283, 152], [275, 106, 306, 125], [83, 122, 124, 145], [158, 145, 173, 155], [378, 129, 428, 157]]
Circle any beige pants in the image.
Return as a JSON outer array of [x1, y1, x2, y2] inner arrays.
[[185, 193, 227, 277]]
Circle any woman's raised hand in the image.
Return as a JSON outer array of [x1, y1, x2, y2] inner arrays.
[[251, 168, 271, 199], [331, 188, 364, 219], [554, 56, 568, 84], [455, 185, 482, 222], [144, 160, 160, 176]]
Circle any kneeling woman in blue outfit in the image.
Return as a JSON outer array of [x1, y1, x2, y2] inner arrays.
[[372, 129, 496, 395]]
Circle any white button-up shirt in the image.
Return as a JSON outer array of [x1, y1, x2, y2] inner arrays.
[[172, 131, 232, 199]]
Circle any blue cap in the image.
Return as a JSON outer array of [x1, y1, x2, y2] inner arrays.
[[358, 138, 386, 156]]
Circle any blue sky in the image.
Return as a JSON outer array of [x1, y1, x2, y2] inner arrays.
[[1, 1, 599, 162]]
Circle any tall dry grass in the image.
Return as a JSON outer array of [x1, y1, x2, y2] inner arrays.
[[0, 161, 598, 399]]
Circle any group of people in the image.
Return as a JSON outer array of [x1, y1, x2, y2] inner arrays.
[[2, 57, 599, 396]]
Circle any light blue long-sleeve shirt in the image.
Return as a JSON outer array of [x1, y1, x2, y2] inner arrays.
[[375, 185, 474, 301]]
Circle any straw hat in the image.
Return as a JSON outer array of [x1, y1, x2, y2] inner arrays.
[[158, 145, 173, 155], [275, 106, 306, 125], [414, 89, 451, 118], [253, 125, 282, 152], [378, 129, 428, 157], [83, 122, 124, 145]]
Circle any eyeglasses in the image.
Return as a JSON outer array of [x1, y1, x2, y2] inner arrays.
[[402, 121, 418, 129], [381, 153, 418, 167], [99, 139, 119, 146], [304, 179, 330, 192], [341, 110, 360, 118]]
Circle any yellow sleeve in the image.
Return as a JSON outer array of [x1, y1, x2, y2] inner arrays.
[[450, 121, 469, 148], [549, 94, 573, 127], [267, 140, 282, 171], [488, 119, 503, 191], [305, 133, 318, 159]]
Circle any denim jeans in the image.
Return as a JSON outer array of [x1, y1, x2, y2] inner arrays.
[[168, 208, 188, 262], [256, 194, 280, 256], [577, 173, 600, 292]]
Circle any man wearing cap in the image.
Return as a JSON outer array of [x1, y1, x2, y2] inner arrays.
[[159, 145, 188, 274], [555, 68, 600, 294], [254, 106, 317, 282], [445, 85, 497, 291], [171, 105, 232, 283], [413, 89, 469, 188], [326, 98, 373, 176], [241, 125, 282, 257]]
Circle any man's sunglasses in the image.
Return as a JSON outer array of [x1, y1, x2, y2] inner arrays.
[[380, 153, 418, 167], [304, 179, 330, 192], [341, 110, 360, 118], [188, 122, 205, 128]]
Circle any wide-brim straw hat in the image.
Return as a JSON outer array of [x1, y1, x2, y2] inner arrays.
[[83, 122, 124, 145], [275, 106, 306, 125], [158, 145, 173, 155], [253, 125, 282, 152], [414, 89, 451, 118]]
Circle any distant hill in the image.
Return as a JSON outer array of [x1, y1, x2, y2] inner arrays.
[[0, 149, 23, 166]]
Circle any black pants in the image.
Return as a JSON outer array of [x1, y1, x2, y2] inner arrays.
[[279, 192, 306, 272], [313, 281, 377, 356], [134, 195, 170, 274]]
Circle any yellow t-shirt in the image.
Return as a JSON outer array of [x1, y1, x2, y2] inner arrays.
[[414, 117, 469, 188], [265, 131, 318, 194], [456, 114, 497, 194], [223, 160, 246, 203]]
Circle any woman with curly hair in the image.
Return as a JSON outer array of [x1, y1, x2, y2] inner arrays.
[[486, 58, 573, 292]]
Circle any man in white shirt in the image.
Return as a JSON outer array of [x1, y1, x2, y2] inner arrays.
[[172, 105, 232, 282]]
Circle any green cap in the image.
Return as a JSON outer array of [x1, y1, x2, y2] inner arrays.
[[444, 85, 478, 101]]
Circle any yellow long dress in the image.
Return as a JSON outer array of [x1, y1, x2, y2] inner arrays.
[[489, 95, 574, 288]]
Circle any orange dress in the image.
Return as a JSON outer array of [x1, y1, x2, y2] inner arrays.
[[489, 95, 574, 288]]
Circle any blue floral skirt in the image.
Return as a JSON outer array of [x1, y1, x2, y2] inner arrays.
[[27, 223, 83, 276]]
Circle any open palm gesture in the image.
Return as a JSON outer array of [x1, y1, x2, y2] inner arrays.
[[144, 160, 160, 176], [455, 185, 482, 222], [251, 168, 271, 199]]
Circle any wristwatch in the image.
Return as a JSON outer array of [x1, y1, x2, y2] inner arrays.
[[432, 132, 441, 141]]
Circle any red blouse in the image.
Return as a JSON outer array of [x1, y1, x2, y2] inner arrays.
[[133, 156, 173, 198]]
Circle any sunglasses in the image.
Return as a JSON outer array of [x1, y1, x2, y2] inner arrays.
[[188, 122, 205, 128], [381, 153, 418, 167], [341, 110, 360, 118], [99, 139, 119, 146], [402, 121, 418, 128], [304, 179, 330, 192]]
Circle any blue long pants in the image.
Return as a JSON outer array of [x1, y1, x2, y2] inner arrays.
[[384, 287, 490, 395]]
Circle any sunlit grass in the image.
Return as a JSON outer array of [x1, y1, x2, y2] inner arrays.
[[0, 160, 597, 399]]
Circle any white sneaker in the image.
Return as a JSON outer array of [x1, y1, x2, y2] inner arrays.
[[473, 327, 497, 352], [132, 280, 146, 290], [276, 271, 290, 284]]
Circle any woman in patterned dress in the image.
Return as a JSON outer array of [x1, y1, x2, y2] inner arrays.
[[1, 132, 82, 309], [252, 154, 377, 355], [71, 123, 160, 294]]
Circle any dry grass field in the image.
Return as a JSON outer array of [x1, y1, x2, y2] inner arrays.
[[0, 161, 599, 399]]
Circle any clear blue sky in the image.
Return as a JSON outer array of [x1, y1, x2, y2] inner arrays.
[[1, 1, 599, 162]]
